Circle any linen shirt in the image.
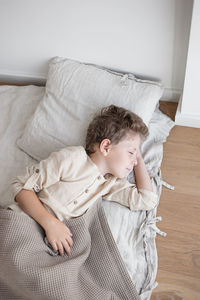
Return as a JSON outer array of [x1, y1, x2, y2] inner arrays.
[[9, 146, 158, 221]]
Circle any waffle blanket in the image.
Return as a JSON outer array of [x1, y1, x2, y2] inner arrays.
[[0, 198, 140, 300]]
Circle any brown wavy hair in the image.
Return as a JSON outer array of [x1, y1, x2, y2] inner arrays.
[[85, 105, 148, 155]]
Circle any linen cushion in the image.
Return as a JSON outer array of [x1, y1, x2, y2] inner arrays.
[[17, 56, 163, 160]]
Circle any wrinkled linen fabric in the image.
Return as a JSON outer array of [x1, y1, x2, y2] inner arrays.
[[0, 198, 140, 300], [0, 85, 174, 299]]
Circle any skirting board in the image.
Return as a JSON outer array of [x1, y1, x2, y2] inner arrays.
[[161, 87, 180, 102], [0, 72, 46, 86], [175, 96, 200, 128], [0, 72, 180, 102]]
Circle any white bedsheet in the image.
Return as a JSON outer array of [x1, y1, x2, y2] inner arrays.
[[0, 85, 174, 299]]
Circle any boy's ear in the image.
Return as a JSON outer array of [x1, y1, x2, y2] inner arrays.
[[100, 139, 111, 156]]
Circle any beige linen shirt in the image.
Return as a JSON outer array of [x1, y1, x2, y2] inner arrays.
[[9, 146, 158, 221]]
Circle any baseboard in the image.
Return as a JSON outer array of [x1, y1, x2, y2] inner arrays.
[[175, 97, 200, 128], [0, 71, 181, 102], [161, 87, 181, 102], [0, 71, 46, 86]]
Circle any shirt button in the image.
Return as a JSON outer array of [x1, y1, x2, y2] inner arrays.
[[97, 176, 101, 180], [35, 169, 40, 173], [85, 189, 89, 193], [74, 200, 77, 205]]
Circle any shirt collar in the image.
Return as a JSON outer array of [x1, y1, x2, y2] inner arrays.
[[85, 149, 114, 182]]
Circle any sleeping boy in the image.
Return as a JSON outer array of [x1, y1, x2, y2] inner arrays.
[[8, 104, 158, 256]]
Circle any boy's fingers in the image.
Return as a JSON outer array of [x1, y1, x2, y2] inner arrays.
[[66, 235, 73, 247], [51, 240, 58, 251], [62, 240, 71, 255], [66, 227, 73, 236], [57, 242, 64, 256]]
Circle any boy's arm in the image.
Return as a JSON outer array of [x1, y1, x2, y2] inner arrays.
[[134, 150, 153, 192], [16, 189, 73, 256]]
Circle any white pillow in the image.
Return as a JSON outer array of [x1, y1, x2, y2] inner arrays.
[[17, 57, 163, 161]]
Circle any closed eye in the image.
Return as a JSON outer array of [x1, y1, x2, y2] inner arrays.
[[129, 149, 137, 155]]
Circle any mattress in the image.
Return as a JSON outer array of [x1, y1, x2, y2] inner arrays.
[[0, 84, 174, 299]]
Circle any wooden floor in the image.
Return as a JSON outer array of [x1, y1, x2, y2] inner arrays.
[[151, 102, 200, 300]]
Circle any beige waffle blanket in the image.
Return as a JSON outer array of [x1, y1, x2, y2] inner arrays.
[[0, 198, 140, 300]]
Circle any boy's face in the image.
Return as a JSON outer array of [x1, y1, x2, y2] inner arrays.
[[105, 133, 141, 179]]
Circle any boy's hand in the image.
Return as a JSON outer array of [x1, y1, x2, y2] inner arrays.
[[45, 219, 73, 256], [134, 147, 153, 192], [15, 190, 73, 256], [132, 148, 142, 167], [135, 147, 143, 161]]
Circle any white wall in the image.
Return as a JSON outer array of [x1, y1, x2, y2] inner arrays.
[[0, 0, 193, 101], [175, 0, 200, 127]]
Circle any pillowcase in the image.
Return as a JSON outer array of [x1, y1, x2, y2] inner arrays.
[[17, 56, 163, 161]]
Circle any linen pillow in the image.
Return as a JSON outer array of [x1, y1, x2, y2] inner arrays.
[[17, 56, 163, 161]]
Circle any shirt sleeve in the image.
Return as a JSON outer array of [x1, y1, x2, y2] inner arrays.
[[11, 148, 73, 200], [103, 178, 158, 211]]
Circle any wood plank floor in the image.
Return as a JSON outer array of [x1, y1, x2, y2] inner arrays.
[[151, 102, 200, 300]]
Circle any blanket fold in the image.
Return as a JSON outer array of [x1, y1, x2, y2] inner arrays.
[[0, 198, 140, 300]]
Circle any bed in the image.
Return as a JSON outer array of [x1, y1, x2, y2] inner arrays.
[[0, 57, 174, 299]]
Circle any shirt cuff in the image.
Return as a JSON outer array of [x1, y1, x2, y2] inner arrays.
[[11, 168, 41, 201], [130, 188, 158, 211]]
